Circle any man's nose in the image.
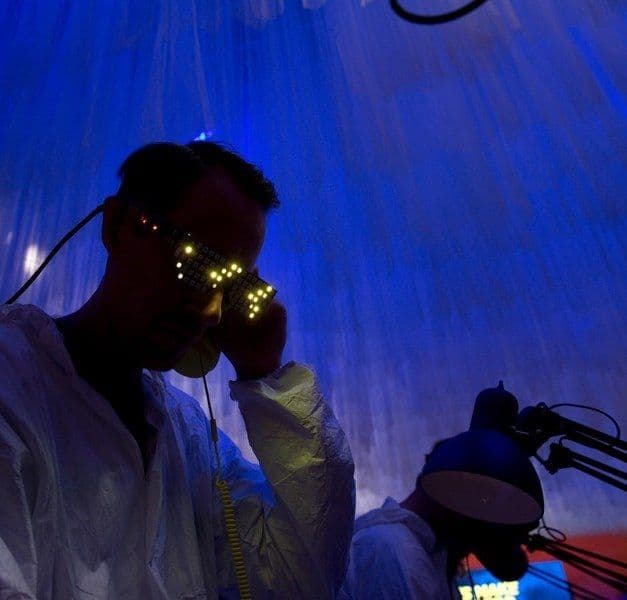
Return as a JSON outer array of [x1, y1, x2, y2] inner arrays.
[[201, 290, 224, 327]]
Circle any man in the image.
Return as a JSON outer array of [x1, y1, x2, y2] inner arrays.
[[0, 141, 355, 598], [341, 436, 533, 600]]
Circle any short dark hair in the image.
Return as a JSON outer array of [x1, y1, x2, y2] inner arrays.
[[116, 141, 280, 213]]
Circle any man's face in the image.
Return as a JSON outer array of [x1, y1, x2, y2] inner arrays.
[[450, 519, 530, 581], [106, 167, 267, 370]]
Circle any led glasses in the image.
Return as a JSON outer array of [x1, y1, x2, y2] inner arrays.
[[136, 209, 276, 320]]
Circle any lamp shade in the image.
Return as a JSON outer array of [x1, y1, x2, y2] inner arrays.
[[419, 429, 544, 526]]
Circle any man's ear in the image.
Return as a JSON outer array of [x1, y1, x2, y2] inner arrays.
[[102, 195, 127, 254]]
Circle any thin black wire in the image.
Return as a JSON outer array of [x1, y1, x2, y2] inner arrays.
[[548, 403, 621, 441], [199, 351, 216, 421], [5, 204, 105, 304], [536, 518, 567, 542], [390, 0, 490, 25]]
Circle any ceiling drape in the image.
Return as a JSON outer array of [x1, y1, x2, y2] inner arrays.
[[1, 0, 625, 534]]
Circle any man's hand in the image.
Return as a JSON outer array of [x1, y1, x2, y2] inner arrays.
[[212, 300, 287, 381]]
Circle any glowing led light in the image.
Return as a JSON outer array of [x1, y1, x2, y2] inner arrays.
[[249, 304, 254, 309], [175, 262, 182, 268], [210, 271, 217, 279], [184, 245, 193, 254], [152, 224, 158, 231], [221, 268, 227, 274], [257, 290, 263, 296], [249, 313, 255, 319], [266, 286, 273, 292], [227, 272, 233, 278], [178, 273, 184, 280], [212, 283, 217, 289], [231, 263, 238, 270], [217, 275, 223, 282], [248, 293, 254, 300], [253, 297, 258, 303], [253, 306, 260, 313], [262, 293, 268, 299], [237, 267, 243, 273]]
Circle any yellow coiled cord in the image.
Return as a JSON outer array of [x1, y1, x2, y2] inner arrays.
[[199, 351, 252, 599], [215, 476, 252, 600]]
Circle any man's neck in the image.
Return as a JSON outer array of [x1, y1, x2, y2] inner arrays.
[[55, 296, 153, 467], [400, 489, 468, 578], [55, 295, 143, 396]]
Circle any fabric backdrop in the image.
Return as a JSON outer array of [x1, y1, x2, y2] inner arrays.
[[1, 0, 625, 536]]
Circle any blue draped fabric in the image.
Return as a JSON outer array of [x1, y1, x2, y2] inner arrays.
[[1, 1, 625, 535]]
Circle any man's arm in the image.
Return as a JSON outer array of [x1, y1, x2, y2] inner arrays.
[[207, 301, 354, 597], [225, 362, 355, 598]]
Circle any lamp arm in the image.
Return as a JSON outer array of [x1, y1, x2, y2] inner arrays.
[[515, 403, 627, 457], [527, 534, 627, 593], [544, 443, 627, 491]]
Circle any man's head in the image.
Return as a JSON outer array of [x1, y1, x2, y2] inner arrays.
[[409, 435, 538, 581], [100, 141, 279, 370]]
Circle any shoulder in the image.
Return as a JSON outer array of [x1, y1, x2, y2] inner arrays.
[[0, 304, 57, 415], [346, 514, 440, 599], [351, 506, 432, 567], [352, 521, 416, 555], [0, 304, 43, 362]]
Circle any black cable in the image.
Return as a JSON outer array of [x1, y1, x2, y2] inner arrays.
[[536, 519, 567, 542], [5, 204, 104, 305], [548, 403, 621, 441], [390, 0, 490, 25]]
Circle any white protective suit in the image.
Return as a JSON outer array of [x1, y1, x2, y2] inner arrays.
[[0, 304, 355, 599], [341, 498, 460, 600]]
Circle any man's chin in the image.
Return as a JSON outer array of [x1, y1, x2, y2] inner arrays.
[[141, 345, 191, 372]]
